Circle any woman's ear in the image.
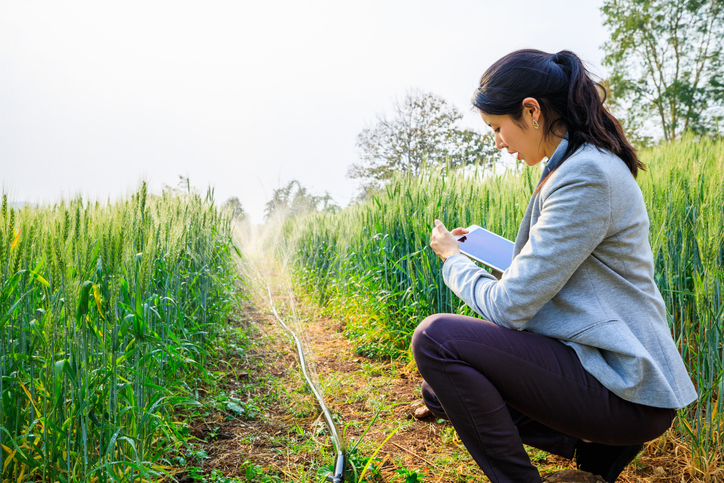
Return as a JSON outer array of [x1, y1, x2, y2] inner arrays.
[[521, 97, 541, 123]]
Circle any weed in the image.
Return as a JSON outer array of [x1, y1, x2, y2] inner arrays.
[[392, 467, 426, 482], [441, 426, 460, 446], [241, 460, 285, 483]]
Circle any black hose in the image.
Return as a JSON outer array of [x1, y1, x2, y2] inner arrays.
[[267, 287, 346, 482], [327, 450, 345, 482]]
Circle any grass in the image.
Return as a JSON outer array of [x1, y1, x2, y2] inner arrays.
[[637, 139, 724, 481], [283, 135, 724, 480], [0, 183, 241, 482]]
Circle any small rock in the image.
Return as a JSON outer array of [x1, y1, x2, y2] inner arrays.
[[414, 406, 433, 419], [654, 466, 665, 476]]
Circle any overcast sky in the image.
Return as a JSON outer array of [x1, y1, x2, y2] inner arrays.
[[0, 1, 608, 223]]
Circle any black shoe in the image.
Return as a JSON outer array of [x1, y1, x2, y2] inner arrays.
[[574, 440, 643, 483]]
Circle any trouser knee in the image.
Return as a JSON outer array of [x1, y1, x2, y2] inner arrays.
[[412, 313, 450, 370]]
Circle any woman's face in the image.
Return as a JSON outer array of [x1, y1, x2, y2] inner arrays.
[[480, 112, 546, 166]]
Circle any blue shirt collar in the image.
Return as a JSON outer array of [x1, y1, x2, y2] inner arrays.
[[539, 134, 569, 182]]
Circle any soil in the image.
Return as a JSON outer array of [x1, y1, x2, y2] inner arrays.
[[171, 267, 702, 483]]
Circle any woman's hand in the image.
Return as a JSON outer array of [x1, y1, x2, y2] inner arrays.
[[430, 220, 468, 262]]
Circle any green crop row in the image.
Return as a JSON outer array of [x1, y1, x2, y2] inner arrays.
[[0, 184, 240, 482], [284, 135, 724, 473]]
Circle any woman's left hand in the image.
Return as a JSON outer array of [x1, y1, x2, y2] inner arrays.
[[430, 220, 463, 262]]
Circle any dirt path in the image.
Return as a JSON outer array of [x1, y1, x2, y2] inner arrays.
[[175, 259, 691, 483]]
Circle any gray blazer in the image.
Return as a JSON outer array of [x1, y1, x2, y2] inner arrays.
[[443, 140, 697, 409]]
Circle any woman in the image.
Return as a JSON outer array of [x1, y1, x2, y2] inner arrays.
[[413, 49, 697, 483]]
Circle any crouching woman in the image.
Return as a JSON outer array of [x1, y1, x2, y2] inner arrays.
[[412, 49, 697, 483]]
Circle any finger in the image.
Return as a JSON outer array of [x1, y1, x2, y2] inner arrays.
[[434, 219, 449, 234]]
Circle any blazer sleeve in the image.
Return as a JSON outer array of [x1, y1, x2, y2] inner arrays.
[[442, 160, 612, 330]]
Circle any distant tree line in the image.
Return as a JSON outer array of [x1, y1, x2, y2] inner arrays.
[[264, 180, 338, 221], [165, 175, 246, 224], [222, 197, 244, 222]]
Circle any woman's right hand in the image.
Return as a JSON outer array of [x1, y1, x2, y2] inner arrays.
[[430, 220, 469, 262]]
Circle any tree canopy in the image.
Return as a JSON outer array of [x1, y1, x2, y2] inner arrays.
[[602, 0, 724, 142], [348, 90, 497, 194]]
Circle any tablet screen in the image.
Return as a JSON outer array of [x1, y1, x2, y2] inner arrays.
[[457, 227, 514, 272]]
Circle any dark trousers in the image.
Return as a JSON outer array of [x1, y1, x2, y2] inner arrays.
[[411, 313, 676, 483]]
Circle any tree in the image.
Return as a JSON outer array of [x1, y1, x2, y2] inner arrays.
[[602, 0, 724, 142], [348, 90, 497, 193], [264, 180, 339, 220], [222, 197, 244, 221]]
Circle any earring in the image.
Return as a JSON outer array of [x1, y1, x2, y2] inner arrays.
[[533, 120, 539, 130]]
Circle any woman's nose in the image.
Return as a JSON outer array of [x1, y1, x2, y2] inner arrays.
[[494, 133, 505, 149]]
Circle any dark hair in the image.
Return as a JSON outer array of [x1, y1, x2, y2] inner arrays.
[[471, 49, 644, 184]]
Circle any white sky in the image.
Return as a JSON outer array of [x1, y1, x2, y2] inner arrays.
[[0, 0, 608, 223]]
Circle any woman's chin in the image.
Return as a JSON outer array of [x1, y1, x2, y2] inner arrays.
[[524, 156, 545, 167]]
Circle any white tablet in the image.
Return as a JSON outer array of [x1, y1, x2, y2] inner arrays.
[[455, 224, 514, 273]]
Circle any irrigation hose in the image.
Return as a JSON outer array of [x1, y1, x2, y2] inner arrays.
[[266, 287, 346, 483]]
